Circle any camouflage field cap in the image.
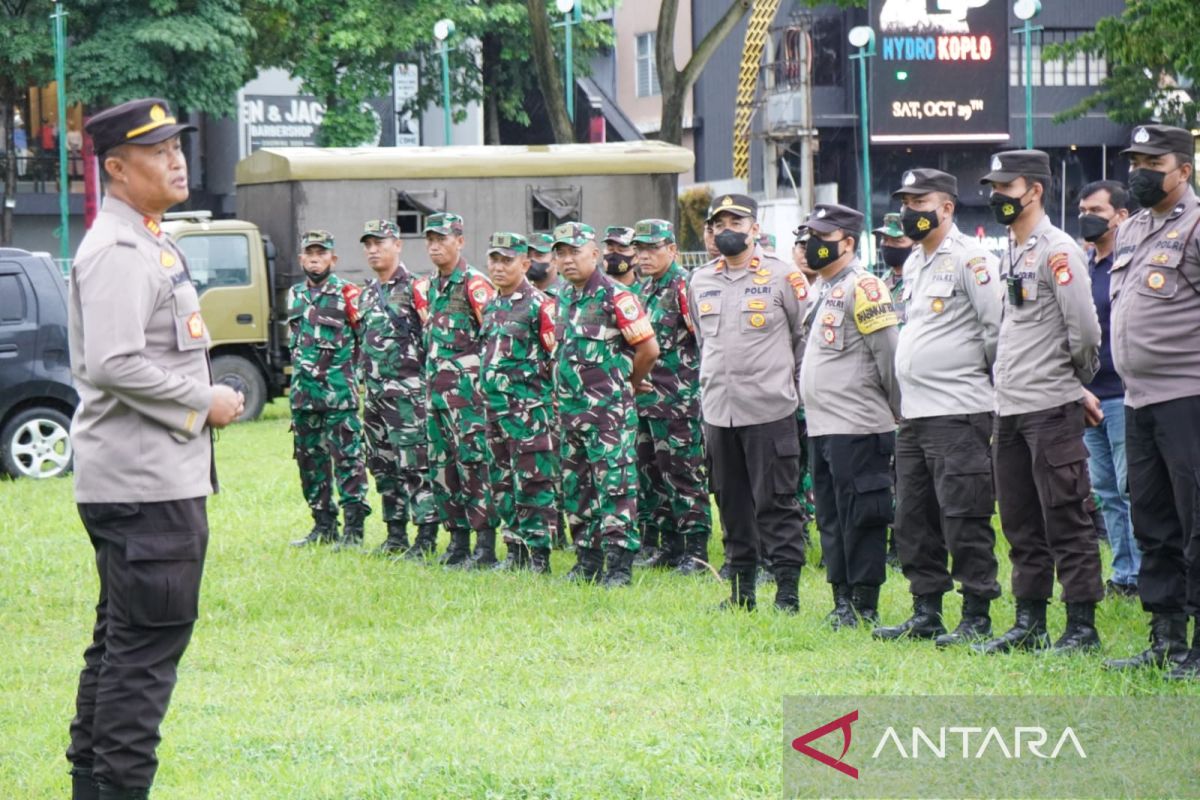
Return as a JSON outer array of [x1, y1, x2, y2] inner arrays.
[[300, 229, 335, 250], [872, 212, 904, 239], [757, 232, 777, 249], [360, 219, 400, 242], [603, 225, 635, 246], [527, 232, 554, 254], [632, 218, 675, 244], [424, 212, 465, 236], [487, 231, 529, 257], [553, 221, 596, 247]]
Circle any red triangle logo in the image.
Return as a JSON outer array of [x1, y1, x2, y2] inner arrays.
[[791, 709, 860, 780]]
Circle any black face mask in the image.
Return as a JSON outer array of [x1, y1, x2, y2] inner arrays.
[[604, 252, 633, 276], [714, 229, 750, 257], [900, 207, 939, 241], [989, 190, 1028, 226], [805, 236, 843, 270], [305, 267, 331, 285], [881, 244, 912, 269], [527, 259, 550, 282], [1078, 213, 1112, 243], [1129, 168, 1173, 208]]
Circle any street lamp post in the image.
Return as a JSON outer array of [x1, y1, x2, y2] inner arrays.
[[51, 2, 69, 263], [1014, 0, 1043, 148], [555, 0, 582, 124], [848, 25, 876, 268], [433, 18, 456, 146]]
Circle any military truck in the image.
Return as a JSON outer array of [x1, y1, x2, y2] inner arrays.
[[173, 141, 695, 421]]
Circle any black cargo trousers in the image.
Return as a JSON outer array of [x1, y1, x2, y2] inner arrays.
[[810, 431, 895, 587], [67, 498, 209, 791]]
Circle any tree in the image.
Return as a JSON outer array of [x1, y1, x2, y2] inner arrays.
[[0, 0, 54, 244], [1047, 0, 1200, 128], [67, 0, 257, 116], [654, 0, 753, 147]]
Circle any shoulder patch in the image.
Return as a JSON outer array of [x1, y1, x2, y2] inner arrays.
[[1048, 252, 1072, 285], [786, 271, 809, 301], [853, 279, 898, 335]]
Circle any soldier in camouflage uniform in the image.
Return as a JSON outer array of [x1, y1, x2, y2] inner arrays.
[[416, 212, 499, 567], [603, 226, 641, 293], [480, 232, 559, 573], [527, 230, 570, 548], [287, 230, 371, 547], [554, 222, 660, 586], [356, 219, 440, 557], [631, 219, 711, 574]]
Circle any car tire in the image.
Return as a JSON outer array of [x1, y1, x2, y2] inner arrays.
[[211, 354, 267, 421], [1, 406, 74, 479]]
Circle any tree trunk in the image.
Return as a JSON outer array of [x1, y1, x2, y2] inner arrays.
[[2, 89, 15, 246], [481, 32, 502, 145], [526, 0, 574, 144]]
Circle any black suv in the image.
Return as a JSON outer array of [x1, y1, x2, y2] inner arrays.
[[0, 248, 77, 479]]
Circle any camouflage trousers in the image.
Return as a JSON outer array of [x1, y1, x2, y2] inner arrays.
[[486, 404, 558, 549], [363, 392, 437, 525], [428, 402, 496, 532], [561, 423, 639, 551], [291, 408, 369, 514], [635, 414, 712, 539]]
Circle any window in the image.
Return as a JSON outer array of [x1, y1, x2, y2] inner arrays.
[[1010, 30, 1106, 87], [810, 16, 844, 87], [636, 32, 660, 98], [0, 273, 27, 322], [394, 189, 446, 236], [176, 235, 252, 295], [528, 185, 582, 232]]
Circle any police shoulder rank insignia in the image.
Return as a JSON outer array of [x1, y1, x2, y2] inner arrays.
[[786, 271, 808, 301], [143, 217, 161, 237], [186, 312, 204, 339], [853, 280, 898, 334], [160, 250, 176, 268]]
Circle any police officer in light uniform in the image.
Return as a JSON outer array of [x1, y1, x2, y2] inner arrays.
[[798, 203, 901, 629], [1105, 124, 1200, 678], [871, 168, 1003, 646], [975, 149, 1104, 655], [689, 193, 810, 612], [67, 98, 243, 800]]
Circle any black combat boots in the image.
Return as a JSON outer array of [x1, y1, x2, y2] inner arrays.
[[719, 564, 757, 611], [1104, 612, 1190, 670], [290, 508, 339, 547], [852, 585, 880, 625], [973, 598, 1050, 654], [1165, 618, 1200, 681], [640, 532, 682, 569], [404, 522, 439, 560], [493, 539, 530, 571], [465, 529, 498, 569], [71, 766, 98, 800], [439, 529, 472, 567], [873, 593, 946, 641], [601, 546, 636, 587], [334, 503, 368, 550], [566, 546, 604, 583], [825, 583, 857, 629], [676, 534, 709, 575], [530, 547, 552, 575], [935, 593, 992, 647], [97, 784, 149, 800], [773, 567, 801, 614], [1050, 602, 1101, 653], [376, 519, 410, 555], [634, 524, 661, 567]]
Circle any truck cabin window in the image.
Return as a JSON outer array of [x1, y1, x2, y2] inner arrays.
[[177, 235, 252, 294]]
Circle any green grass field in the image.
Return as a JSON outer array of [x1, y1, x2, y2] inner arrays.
[[1, 399, 1195, 799]]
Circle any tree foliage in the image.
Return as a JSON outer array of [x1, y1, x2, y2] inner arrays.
[[1047, 0, 1200, 127], [66, 0, 256, 116]]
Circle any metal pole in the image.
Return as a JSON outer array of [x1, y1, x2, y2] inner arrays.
[[855, 47, 873, 267], [52, 2, 69, 262], [564, 8, 575, 123], [1024, 18, 1033, 148], [440, 41, 452, 145]]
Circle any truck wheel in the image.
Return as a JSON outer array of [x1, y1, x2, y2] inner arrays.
[[211, 354, 267, 421], [1, 406, 74, 479]]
